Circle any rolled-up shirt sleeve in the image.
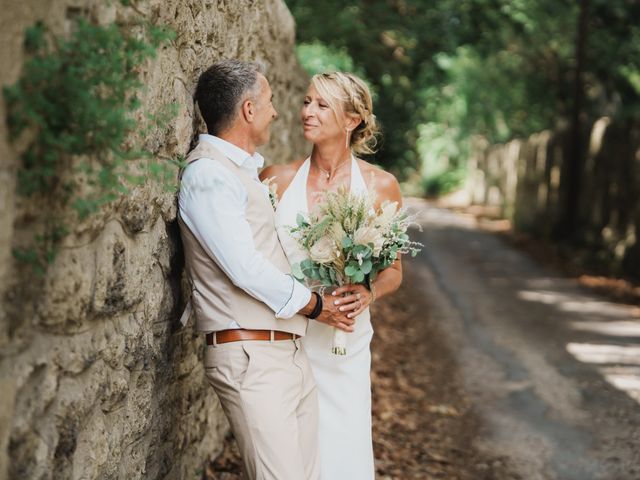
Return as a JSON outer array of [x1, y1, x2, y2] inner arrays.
[[178, 158, 311, 318]]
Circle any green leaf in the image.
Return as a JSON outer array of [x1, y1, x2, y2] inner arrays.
[[353, 244, 372, 258], [342, 236, 353, 248], [345, 264, 358, 276], [329, 267, 337, 284], [301, 258, 315, 270], [291, 262, 305, 280], [353, 270, 365, 283], [24, 22, 46, 52], [302, 263, 317, 278], [361, 259, 372, 274], [319, 265, 328, 280]]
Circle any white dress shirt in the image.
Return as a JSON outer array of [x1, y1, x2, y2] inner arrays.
[[178, 134, 311, 328]]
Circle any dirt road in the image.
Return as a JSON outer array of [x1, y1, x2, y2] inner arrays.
[[392, 199, 640, 480], [206, 200, 640, 479]]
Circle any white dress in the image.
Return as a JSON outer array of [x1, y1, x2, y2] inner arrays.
[[274, 157, 375, 480]]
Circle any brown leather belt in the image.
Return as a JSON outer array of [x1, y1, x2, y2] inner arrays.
[[206, 329, 299, 345]]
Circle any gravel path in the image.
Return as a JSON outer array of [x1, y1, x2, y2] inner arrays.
[[406, 200, 640, 480]]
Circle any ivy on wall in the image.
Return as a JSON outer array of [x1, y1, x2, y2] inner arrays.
[[4, 9, 176, 273]]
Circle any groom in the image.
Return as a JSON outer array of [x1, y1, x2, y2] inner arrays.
[[177, 59, 354, 480]]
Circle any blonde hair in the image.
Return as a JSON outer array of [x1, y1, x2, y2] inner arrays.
[[310, 72, 379, 155]]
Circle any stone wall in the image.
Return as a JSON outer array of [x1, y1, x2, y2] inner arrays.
[[466, 118, 640, 279], [0, 1, 309, 479]]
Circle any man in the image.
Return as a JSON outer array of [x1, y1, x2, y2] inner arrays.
[[177, 59, 353, 480]]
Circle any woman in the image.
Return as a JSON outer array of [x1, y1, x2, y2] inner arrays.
[[260, 72, 403, 479]]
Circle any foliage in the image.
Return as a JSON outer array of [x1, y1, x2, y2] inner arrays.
[[422, 168, 467, 198], [296, 41, 366, 78], [12, 225, 69, 276], [287, 0, 468, 174], [286, 0, 640, 190], [4, 12, 175, 272]]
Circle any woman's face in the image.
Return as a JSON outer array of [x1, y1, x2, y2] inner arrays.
[[301, 84, 347, 145]]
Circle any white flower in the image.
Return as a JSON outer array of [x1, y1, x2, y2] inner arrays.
[[309, 236, 337, 264], [261, 176, 279, 210], [375, 201, 399, 230], [353, 225, 386, 257]]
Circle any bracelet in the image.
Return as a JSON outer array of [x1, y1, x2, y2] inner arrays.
[[307, 292, 323, 319]]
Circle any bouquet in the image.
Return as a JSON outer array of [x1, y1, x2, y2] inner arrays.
[[289, 187, 422, 355]]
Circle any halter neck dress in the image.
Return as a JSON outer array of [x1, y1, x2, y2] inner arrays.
[[274, 156, 375, 480]]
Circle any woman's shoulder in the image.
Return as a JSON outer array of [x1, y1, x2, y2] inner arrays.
[[356, 158, 402, 203], [259, 158, 307, 196]]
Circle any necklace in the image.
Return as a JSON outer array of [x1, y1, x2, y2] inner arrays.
[[314, 156, 351, 181]]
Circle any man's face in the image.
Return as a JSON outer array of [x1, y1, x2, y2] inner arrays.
[[250, 74, 278, 146]]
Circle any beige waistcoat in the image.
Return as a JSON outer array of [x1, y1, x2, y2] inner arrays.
[[177, 141, 308, 335]]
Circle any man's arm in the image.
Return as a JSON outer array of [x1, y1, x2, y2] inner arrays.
[[180, 159, 310, 316], [179, 159, 353, 331]]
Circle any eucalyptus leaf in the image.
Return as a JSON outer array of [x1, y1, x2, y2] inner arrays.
[[291, 262, 304, 280], [361, 259, 372, 274], [345, 264, 358, 276], [301, 258, 315, 270], [329, 267, 337, 283], [319, 265, 329, 281], [302, 262, 316, 277]]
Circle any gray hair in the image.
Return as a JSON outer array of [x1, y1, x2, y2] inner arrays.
[[195, 59, 266, 135]]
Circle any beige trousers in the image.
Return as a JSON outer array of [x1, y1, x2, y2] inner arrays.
[[204, 338, 320, 480]]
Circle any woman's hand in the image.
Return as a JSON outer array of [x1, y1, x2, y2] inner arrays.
[[314, 293, 356, 332], [332, 284, 374, 319]]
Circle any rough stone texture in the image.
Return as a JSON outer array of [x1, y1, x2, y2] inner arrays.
[[0, 1, 309, 479], [466, 117, 640, 279]]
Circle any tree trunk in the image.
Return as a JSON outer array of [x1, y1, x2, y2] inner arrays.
[[558, 0, 589, 240]]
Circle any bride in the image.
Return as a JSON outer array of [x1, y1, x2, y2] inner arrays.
[[260, 71, 403, 479]]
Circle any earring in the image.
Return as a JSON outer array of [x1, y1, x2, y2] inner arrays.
[[345, 129, 351, 150]]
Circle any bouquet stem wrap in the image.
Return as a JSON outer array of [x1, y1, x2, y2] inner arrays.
[[331, 290, 349, 355], [332, 328, 347, 355]]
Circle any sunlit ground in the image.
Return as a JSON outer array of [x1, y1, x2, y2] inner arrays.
[[412, 200, 640, 406], [518, 288, 640, 404]]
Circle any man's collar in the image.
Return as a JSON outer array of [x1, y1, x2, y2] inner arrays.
[[199, 134, 264, 168]]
